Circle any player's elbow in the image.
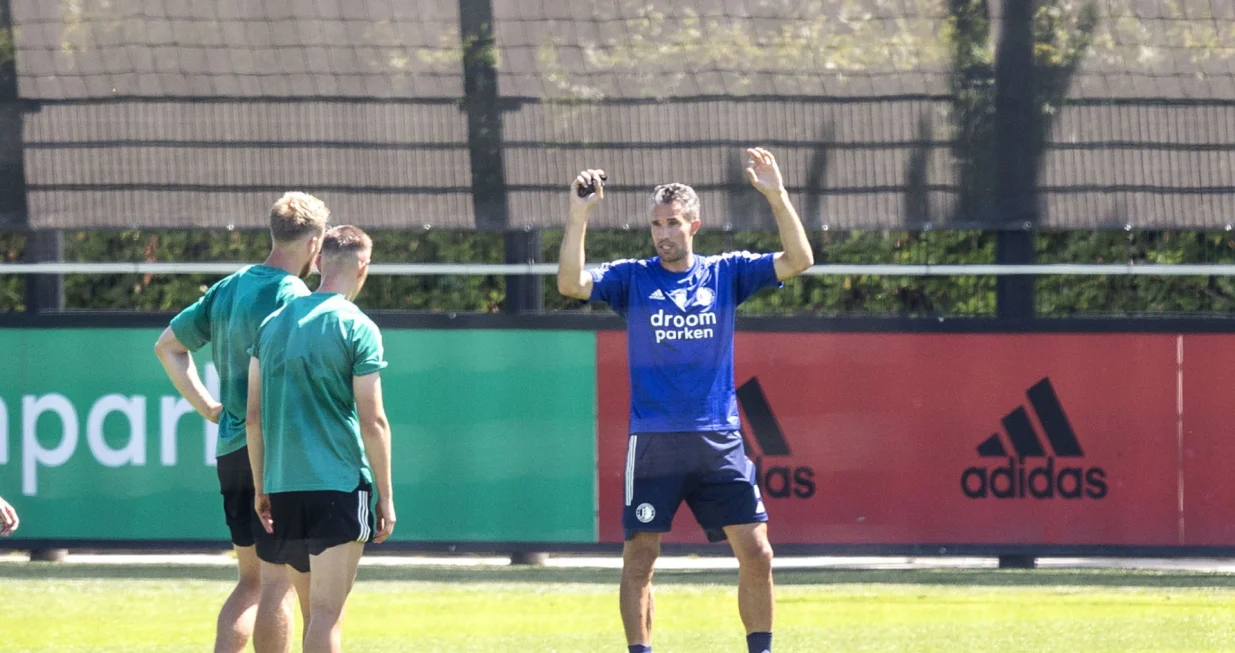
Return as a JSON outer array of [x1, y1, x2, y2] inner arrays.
[[557, 272, 592, 300], [360, 415, 390, 442], [154, 328, 184, 361], [794, 248, 815, 273], [153, 333, 174, 362], [556, 277, 583, 300], [779, 250, 813, 278]]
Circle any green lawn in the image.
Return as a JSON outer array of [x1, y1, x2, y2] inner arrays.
[[2, 563, 1235, 652]]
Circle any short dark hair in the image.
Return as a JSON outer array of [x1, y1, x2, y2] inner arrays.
[[648, 183, 700, 221], [321, 225, 373, 258]]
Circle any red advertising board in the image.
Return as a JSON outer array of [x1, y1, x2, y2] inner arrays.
[[597, 331, 1206, 546], [1179, 334, 1235, 546]]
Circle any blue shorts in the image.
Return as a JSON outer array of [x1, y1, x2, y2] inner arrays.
[[623, 431, 767, 543]]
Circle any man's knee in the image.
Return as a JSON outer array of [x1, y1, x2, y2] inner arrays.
[[738, 539, 773, 574], [236, 568, 262, 591], [307, 599, 346, 628], [234, 547, 263, 590], [258, 563, 295, 600], [729, 525, 773, 573], [622, 533, 661, 581]]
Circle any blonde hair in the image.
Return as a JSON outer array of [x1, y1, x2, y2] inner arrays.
[[648, 183, 701, 221], [269, 192, 330, 243]]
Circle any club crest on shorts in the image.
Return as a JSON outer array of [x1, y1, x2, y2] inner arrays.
[[635, 503, 656, 523]]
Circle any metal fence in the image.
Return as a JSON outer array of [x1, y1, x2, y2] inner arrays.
[[0, 0, 1229, 231]]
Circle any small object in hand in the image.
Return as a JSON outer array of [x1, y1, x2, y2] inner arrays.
[[577, 172, 607, 198]]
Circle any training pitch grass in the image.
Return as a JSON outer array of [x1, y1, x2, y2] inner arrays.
[[2, 562, 1235, 652]]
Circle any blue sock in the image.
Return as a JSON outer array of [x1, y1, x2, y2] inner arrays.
[[747, 632, 772, 653], [628, 646, 651, 653]]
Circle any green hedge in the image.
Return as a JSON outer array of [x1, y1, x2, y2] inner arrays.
[[3, 229, 1235, 317]]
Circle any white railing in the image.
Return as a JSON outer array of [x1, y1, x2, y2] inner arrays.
[[3, 262, 1235, 277]]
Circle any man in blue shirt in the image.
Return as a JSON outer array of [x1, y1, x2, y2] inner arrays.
[[557, 148, 814, 653]]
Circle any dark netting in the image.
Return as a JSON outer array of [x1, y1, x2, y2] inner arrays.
[[5, 0, 1234, 230]]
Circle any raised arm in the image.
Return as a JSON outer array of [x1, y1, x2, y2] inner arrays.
[[154, 327, 222, 423], [355, 372, 396, 543], [745, 147, 814, 281], [556, 168, 606, 300]]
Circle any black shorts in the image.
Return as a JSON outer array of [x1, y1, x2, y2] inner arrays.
[[258, 480, 376, 574], [216, 448, 265, 548]]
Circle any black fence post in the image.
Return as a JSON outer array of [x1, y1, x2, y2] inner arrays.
[[23, 231, 62, 313], [993, 0, 1036, 319], [458, 0, 545, 565], [0, 0, 50, 313], [994, 0, 1038, 568], [2, 0, 65, 562], [458, 0, 541, 314], [504, 228, 543, 314]]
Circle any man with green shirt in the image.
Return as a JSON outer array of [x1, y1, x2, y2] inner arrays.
[[155, 192, 329, 653], [246, 225, 395, 653]]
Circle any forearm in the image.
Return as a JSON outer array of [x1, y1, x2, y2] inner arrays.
[[361, 418, 394, 501], [766, 190, 812, 266], [157, 348, 220, 417], [246, 425, 265, 495], [556, 211, 591, 298]]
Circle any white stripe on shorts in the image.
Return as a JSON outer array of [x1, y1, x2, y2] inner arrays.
[[625, 435, 638, 506], [357, 490, 370, 542]]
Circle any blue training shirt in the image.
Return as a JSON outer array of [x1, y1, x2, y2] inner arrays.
[[590, 251, 781, 433]]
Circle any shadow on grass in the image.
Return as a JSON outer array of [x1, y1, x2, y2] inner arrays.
[[3, 563, 1235, 589]]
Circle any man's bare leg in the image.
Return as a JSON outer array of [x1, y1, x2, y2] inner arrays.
[[289, 567, 312, 644], [303, 542, 365, 653], [620, 532, 662, 648], [725, 523, 775, 651], [214, 545, 261, 653], [252, 560, 296, 653]]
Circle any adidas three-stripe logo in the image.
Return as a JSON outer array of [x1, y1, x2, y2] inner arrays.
[[961, 377, 1108, 500], [976, 378, 1083, 458]]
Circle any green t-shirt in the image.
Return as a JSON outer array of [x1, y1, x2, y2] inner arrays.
[[168, 264, 310, 457], [251, 292, 387, 494]]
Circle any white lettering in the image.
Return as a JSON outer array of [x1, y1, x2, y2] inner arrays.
[[159, 396, 196, 466], [22, 394, 78, 496], [0, 397, 7, 465], [649, 309, 718, 345], [205, 363, 220, 466], [86, 395, 146, 467]]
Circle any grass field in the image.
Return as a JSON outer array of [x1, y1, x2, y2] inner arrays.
[[2, 562, 1235, 652]]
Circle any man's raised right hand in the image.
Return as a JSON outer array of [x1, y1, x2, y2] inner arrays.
[[570, 168, 606, 214]]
